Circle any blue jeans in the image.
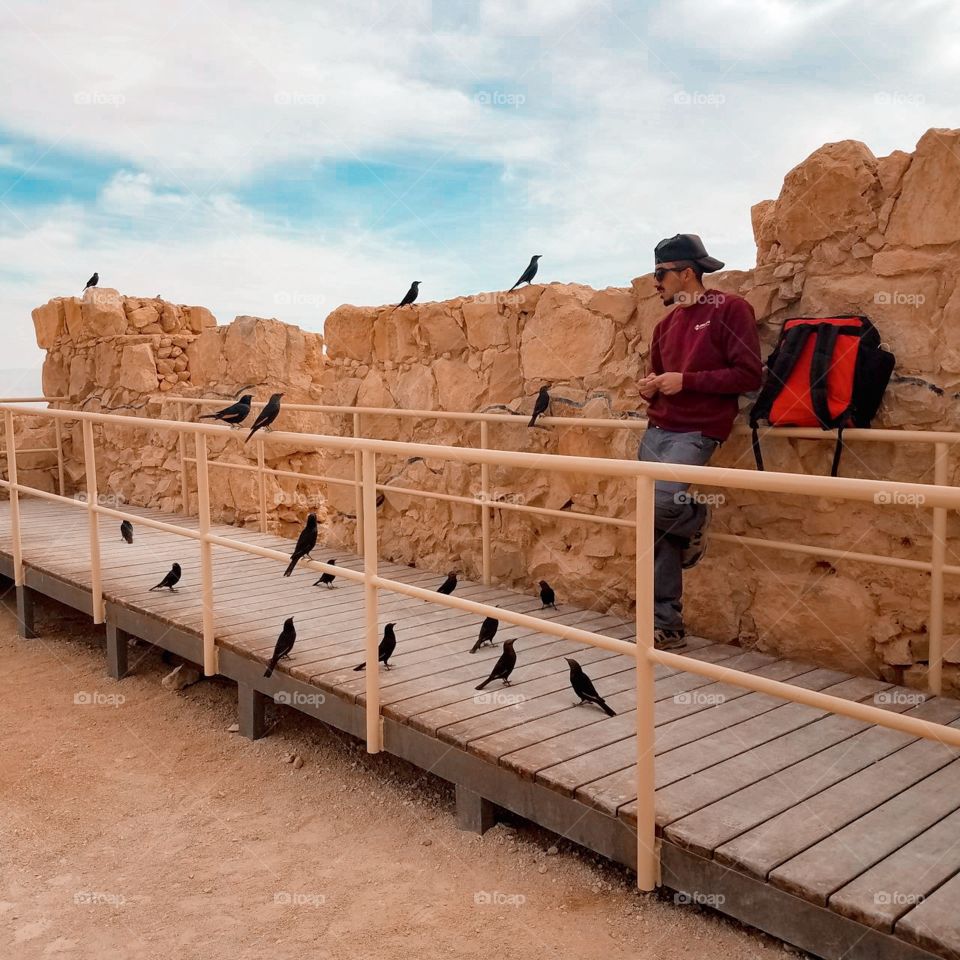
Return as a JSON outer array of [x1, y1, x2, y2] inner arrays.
[[638, 425, 720, 632]]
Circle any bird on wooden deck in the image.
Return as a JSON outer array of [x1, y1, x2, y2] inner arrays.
[[528, 385, 550, 427], [283, 513, 318, 577], [509, 254, 541, 291], [120, 520, 133, 544], [436, 571, 458, 595], [565, 658, 615, 716], [83, 271, 98, 291], [391, 280, 420, 312], [246, 393, 284, 442], [353, 623, 397, 671], [538, 580, 556, 609], [470, 615, 499, 654], [476, 639, 517, 689], [200, 394, 253, 427], [149, 562, 181, 592], [264, 617, 296, 678], [313, 558, 337, 588]]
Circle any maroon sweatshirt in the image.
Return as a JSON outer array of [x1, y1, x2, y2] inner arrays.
[[646, 291, 762, 441]]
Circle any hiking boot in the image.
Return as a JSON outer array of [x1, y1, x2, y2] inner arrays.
[[681, 503, 711, 570], [654, 628, 687, 651]]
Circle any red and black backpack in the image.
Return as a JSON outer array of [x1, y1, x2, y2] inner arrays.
[[749, 315, 895, 476]]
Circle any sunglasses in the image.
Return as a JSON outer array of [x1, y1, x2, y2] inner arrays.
[[653, 265, 692, 282]]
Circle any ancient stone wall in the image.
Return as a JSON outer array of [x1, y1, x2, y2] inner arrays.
[[18, 127, 960, 693]]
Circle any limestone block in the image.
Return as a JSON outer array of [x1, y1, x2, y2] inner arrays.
[[120, 343, 159, 393]]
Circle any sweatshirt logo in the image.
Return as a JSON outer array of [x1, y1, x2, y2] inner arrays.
[[694, 320, 711, 331]]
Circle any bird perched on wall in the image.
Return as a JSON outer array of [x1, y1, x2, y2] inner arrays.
[[391, 280, 420, 312], [509, 255, 541, 291], [200, 394, 253, 427], [529, 385, 550, 427], [283, 513, 318, 577], [246, 393, 284, 442], [313, 558, 337, 588], [476, 639, 517, 689], [149, 562, 181, 592], [565, 658, 616, 716], [264, 617, 296, 678], [353, 623, 397, 671], [470, 615, 499, 654], [436, 571, 458, 595], [83, 271, 98, 291], [120, 520, 133, 544], [539, 580, 556, 609]]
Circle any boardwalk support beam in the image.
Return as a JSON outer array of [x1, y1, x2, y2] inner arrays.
[[105, 623, 130, 679], [455, 784, 498, 834], [238, 682, 267, 740], [15, 583, 37, 638]]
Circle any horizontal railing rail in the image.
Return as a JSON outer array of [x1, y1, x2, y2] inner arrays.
[[1, 400, 959, 892]]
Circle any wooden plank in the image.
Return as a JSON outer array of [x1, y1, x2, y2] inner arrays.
[[829, 804, 960, 932], [895, 868, 960, 960], [770, 758, 960, 906]]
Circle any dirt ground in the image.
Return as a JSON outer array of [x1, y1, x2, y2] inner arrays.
[[0, 588, 801, 960]]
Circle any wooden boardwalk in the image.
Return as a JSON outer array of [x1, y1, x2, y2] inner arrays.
[[3, 497, 960, 960]]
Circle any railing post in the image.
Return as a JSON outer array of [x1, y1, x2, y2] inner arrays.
[[195, 433, 218, 676], [54, 417, 65, 496], [257, 437, 267, 534], [82, 418, 105, 623], [178, 430, 189, 514], [4, 410, 24, 586], [480, 420, 492, 585], [635, 474, 658, 891], [929, 442, 948, 696], [354, 412, 364, 555], [362, 449, 382, 753]]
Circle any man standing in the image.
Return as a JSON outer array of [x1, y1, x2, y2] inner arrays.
[[638, 234, 762, 650]]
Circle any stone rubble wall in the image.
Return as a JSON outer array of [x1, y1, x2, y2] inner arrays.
[[16, 127, 960, 694]]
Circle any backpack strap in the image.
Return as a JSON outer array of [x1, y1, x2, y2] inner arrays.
[[830, 425, 844, 477], [751, 426, 764, 471]]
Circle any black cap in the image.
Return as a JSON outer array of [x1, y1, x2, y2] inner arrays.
[[654, 234, 724, 273]]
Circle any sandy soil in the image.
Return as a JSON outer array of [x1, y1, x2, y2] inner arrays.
[[0, 588, 801, 960]]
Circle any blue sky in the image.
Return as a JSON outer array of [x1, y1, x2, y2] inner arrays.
[[0, 0, 957, 379]]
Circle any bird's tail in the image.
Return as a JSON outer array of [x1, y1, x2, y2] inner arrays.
[[264, 659, 278, 678], [469, 641, 481, 654], [509, 281, 520, 292], [245, 426, 258, 442], [199, 413, 218, 420], [475, 676, 492, 690], [353, 662, 365, 672], [528, 413, 538, 427], [283, 555, 298, 577], [598, 698, 616, 717]]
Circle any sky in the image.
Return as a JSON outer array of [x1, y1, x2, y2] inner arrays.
[[0, 0, 957, 384]]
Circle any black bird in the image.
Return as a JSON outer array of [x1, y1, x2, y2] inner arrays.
[[566, 658, 616, 716], [353, 623, 397, 671], [120, 520, 133, 544], [246, 392, 284, 442], [509, 255, 541, 291], [529, 385, 550, 427], [149, 562, 181, 592], [264, 617, 296, 678], [475, 639, 517, 689], [200, 394, 253, 427], [313, 558, 337, 588], [470, 616, 499, 654], [539, 580, 556, 609], [83, 271, 99, 291], [437, 571, 458, 595], [283, 513, 318, 577], [391, 280, 420, 312]]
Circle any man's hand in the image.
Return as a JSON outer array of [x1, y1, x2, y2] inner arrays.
[[638, 375, 659, 400], [649, 371, 683, 396]]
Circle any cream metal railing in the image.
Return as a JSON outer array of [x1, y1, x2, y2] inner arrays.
[[2, 400, 960, 891]]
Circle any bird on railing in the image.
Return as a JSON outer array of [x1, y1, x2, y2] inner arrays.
[[283, 514, 318, 577], [149, 562, 181, 592], [566, 658, 616, 716], [353, 623, 397, 671], [391, 281, 420, 313], [436, 571, 458, 595], [246, 393, 284, 442], [509, 254, 541, 291], [538, 580, 556, 609], [264, 617, 296, 678], [83, 271, 98, 291], [120, 520, 133, 544], [313, 558, 337, 588], [200, 394, 253, 427], [476, 639, 517, 689], [470, 615, 499, 654], [529, 385, 551, 427]]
